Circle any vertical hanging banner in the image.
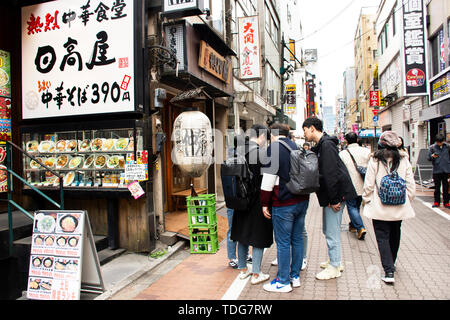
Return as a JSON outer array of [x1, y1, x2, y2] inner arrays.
[[238, 15, 262, 80], [21, 0, 138, 119], [369, 91, 379, 107], [401, 0, 427, 95], [285, 84, 296, 114], [27, 210, 104, 300], [0, 50, 11, 193]]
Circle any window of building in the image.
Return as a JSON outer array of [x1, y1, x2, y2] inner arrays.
[[378, 32, 384, 55], [264, 1, 279, 48], [448, 19, 450, 65], [384, 23, 389, 49], [430, 28, 443, 76], [391, 4, 396, 36]]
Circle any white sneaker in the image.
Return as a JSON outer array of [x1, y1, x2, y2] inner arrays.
[[263, 278, 292, 293], [271, 258, 278, 266], [239, 268, 251, 280], [290, 276, 301, 288], [301, 258, 307, 270], [250, 273, 270, 285], [316, 265, 342, 280], [319, 260, 344, 272]]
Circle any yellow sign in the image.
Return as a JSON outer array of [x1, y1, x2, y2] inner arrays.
[[286, 84, 296, 91]]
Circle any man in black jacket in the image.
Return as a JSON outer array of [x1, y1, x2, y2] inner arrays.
[[303, 117, 357, 280]]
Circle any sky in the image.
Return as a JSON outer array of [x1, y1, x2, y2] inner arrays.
[[297, 0, 382, 109]]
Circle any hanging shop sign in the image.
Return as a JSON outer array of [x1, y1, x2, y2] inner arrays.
[[401, 0, 428, 96], [369, 91, 380, 107], [162, 0, 205, 19], [238, 15, 262, 80], [27, 210, 104, 300], [198, 41, 231, 84], [171, 111, 212, 178], [163, 22, 186, 74], [429, 68, 450, 105], [285, 84, 296, 114], [21, 0, 141, 120]]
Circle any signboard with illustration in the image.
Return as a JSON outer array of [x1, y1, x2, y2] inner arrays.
[[21, 0, 137, 119], [27, 210, 104, 300], [0, 50, 11, 193]]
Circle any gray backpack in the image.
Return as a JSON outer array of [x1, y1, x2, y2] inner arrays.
[[278, 140, 320, 195]]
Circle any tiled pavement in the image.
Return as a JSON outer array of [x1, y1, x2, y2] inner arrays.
[[131, 192, 450, 300]]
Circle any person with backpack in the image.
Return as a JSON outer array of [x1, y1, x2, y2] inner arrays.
[[339, 132, 370, 240], [227, 125, 273, 285], [302, 117, 357, 280], [260, 123, 310, 293], [427, 133, 450, 208], [362, 130, 416, 284]]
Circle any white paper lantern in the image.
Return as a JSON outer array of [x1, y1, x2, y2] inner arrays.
[[172, 111, 213, 177]]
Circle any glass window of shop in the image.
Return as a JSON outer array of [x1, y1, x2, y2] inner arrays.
[[430, 28, 443, 76]]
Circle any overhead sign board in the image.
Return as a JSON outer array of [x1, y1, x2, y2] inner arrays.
[[21, 0, 140, 120], [198, 41, 231, 84], [162, 0, 205, 18]]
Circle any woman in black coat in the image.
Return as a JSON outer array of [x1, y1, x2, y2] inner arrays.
[[231, 125, 273, 285]]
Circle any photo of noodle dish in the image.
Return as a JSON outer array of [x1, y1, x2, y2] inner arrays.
[[68, 156, 83, 169], [38, 140, 55, 153], [114, 138, 128, 150], [107, 155, 119, 168], [56, 155, 69, 168], [33, 235, 45, 246], [95, 154, 108, 168], [43, 157, 56, 168], [30, 157, 43, 169], [36, 214, 56, 233], [83, 155, 94, 168], [56, 236, 68, 247], [63, 171, 75, 186], [59, 214, 79, 233], [102, 138, 115, 151]]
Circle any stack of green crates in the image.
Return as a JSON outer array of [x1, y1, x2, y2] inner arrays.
[[186, 194, 219, 254]]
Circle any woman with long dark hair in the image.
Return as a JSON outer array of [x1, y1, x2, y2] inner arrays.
[[362, 131, 416, 284]]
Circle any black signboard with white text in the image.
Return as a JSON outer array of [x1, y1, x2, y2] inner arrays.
[[401, 0, 428, 96]]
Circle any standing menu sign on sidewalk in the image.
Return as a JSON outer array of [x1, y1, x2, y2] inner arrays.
[[26, 210, 104, 300]]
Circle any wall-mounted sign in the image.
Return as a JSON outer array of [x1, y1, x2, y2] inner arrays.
[[198, 41, 231, 84], [429, 68, 450, 105], [162, 0, 205, 19], [304, 49, 317, 63], [238, 15, 262, 80], [369, 91, 380, 107], [401, 0, 427, 96], [163, 22, 186, 74], [285, 84, 296, 114], [27, 210, 104, 300], [21, 0, 137, 119]]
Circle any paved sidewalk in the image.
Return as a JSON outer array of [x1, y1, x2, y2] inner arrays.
[[124, 193, 450, 300]]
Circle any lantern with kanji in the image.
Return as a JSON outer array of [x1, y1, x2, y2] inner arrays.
[[172, 111, 213, 177]]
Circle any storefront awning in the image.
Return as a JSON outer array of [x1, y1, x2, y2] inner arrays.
[[359, 129, 381, 138]]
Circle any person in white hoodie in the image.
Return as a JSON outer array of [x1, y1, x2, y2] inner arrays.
[[362, 131, 416, 284], [339, 132, 370, 240]]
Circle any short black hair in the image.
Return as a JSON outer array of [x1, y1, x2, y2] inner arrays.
[[303, 142, 310, 148], [344, 132, 358, 144], [270, 122, 290, 137], [435, 133, 445, 142], [248, 124, 269, 140], [302, 117, 323, 132]]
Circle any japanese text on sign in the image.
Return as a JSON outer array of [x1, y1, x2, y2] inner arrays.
[[22, 0, 135, 119], [238, 16, 261, 80], [402, 0, 427, 95]]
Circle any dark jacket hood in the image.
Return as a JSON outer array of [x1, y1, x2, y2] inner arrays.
[[313, 133, 339, 152]]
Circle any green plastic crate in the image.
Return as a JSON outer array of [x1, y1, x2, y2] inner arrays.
[[186, 194, 217, 228], [189, 229, 219, 254]]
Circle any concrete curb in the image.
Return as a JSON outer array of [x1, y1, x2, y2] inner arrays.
[[95, 240, 186, 300]]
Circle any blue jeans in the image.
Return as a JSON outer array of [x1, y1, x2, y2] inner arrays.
[[302, 226, 308, 259], [346, 196, 365, 231], [272, 201, 309, 285], [227, 208, 237, 260], [322, 202, 345, 268], [237, 243, 264, 274]]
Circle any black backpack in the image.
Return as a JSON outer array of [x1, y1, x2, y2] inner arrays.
[[278, 140, 320, 195], [220, 145, 257, 210]]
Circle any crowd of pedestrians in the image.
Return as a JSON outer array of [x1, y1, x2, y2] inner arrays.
[[222, 116, 448, 293]]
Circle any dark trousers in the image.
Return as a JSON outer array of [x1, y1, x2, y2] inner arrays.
[[372, 219, 402, 274], [433, 173, 449, 204]]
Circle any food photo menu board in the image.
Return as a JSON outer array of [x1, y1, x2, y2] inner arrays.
[[27, 210, 103, 300]]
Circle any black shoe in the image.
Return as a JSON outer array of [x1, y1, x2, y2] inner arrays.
[[247, 255, 252, 264], [228, 260, 238, 269], [381, 272, 395, 284]]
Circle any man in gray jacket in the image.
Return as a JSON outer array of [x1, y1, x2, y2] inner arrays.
[[427, 134, 450, 208]]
